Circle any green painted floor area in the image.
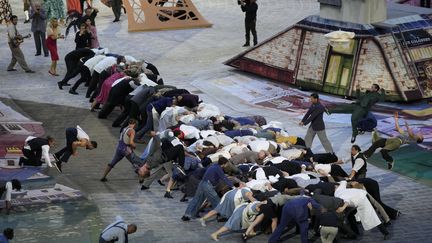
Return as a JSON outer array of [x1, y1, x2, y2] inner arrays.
[[368, 145, 432, 186]]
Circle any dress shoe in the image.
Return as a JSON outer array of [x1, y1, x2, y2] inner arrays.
[[100, 177, 107, 182], [57, 82, 63, 90], [242, 43, 250, 47], [35, 53, 41, 56], [25, 70, 35, 73], [69, 89, 79, 95], [44, 53, 49, 57], [24, 19, 30, 23], [164, 191, 173, 199], [7, 68, 17, 71], [141, 185, 149, 190], [113, 19, 120, 22], [181, 215, 190, 221]]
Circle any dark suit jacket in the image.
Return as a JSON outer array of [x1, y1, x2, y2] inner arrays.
[[302, 102, 326, 131]]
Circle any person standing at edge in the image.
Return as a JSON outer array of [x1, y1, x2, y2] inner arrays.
[[328, 84, 384, 143], [299, 93, 333, 153], [240, 0, 258, 47], [30, 2, 49, 57], [6, 15, 35, 73], [53, 125, 97, 173]]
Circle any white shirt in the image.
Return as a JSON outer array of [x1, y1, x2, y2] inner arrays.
[[93, 56, 116, 74], [24, 136, 52, 167], [314, 163, 331, 174], [248, 140, 269, 152], [76, 125, 90, 141], [351, 153, 365, 172], [84, 55, 106, 74], [100, 216, 128, 243], [180, 124, 200, 140], [279, 148, 304, 160]]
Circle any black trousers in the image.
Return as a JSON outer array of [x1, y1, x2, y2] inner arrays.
[[245, 18, 257, 45], [90, 70, 111, 100], [33, 31, 48, 55], [112, 95, 133, 127], [55, 128, 78, 163], [60, 58, 83, 84], [72, 66, 91, 91], [20, 148, 43, 166], [86, 71, 100, 98], [164, 145, 185, 167], [111, 0, 122, 20], [356, 178, 399, 219]]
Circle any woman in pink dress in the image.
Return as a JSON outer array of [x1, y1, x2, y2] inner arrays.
[[91, 69, 125, 111], [84, 17, 99, 48]]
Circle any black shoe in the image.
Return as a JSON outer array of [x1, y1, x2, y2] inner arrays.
[[35, 53, 41, 56], [217, 217, 228, 222], [54, 161, 62, 173], [164, 191, 173, 199], [100, 177, 107, 182], [180, 197, 188, 202], [387, 161, 394, 170], [242, 43, 250, 47], [57, 82, 64, 90], [351, 136, 356, 143], [113, 19, 120, 22], [63, 83, 71, 86], [141, 185, 149, 190], [24, 19, 30, 23], [157, 180, 165, 186], [181, 216, 190, 221], [25, 70, 35, 73], [69, 89, 79, 95], [253, 42, 258, 46], [7, 69, 17, 71], [44, 53, 49, 57]]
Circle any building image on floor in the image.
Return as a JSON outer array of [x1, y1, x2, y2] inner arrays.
[[226, 0, 432, 102]]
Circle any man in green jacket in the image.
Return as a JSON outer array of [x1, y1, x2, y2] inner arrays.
[[329, 84, 385, 143]]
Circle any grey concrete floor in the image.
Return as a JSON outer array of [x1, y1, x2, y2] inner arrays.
[[1, 1, 432, 242]]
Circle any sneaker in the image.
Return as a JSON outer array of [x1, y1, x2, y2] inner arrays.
[[53, 161, 62, 173], [387, 161, 394, 170], [199, 218, 206, 227], [100, 177, 108, 182], [164, 191, 173, 199], [181, 215, 190, 221], [141, 185, 149, 190]]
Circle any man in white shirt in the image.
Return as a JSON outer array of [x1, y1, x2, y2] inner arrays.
[[0, 179, 22, 215], [19, 136, 55, 167], [7, 15, 34, 73], [99, 216, 137, 243], [53, 126, 97, 173]]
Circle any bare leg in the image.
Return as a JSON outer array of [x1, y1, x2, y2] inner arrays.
[[211, 226, 229, 241]]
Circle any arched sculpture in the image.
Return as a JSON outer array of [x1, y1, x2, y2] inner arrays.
[[123, 0, 212, 32]]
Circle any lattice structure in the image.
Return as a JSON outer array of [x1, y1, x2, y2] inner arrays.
[[123, 0, 212, 31]]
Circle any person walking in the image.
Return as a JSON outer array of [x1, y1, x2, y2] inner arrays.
[[99, 215, 137, 243], [46, 18, 64, 76], [300, 93, 333, 153], [53, 125, 97, 173], [363, 112, 424, 170], [111, 0, 122, 22], [240, 0, 258, 47], [0, 179, 21, 215], [6, 15, 35, 73], [100, 119, 142, 182], [19, 136, 55, 167], [328, 84, 385, 143], [30, 2, 49, 57]]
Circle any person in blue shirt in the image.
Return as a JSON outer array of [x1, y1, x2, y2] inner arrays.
[[181, 157, 234, 221], [0, 228, 14, 243], [268, 197, 322, 243]]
